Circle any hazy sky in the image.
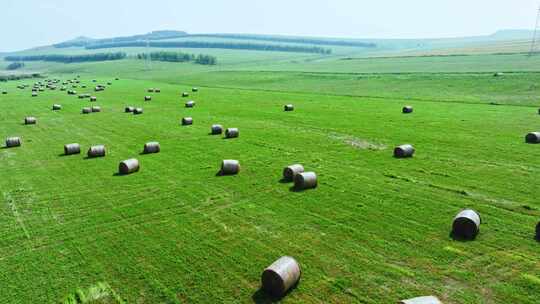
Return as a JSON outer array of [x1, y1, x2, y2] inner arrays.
[[2, 0, 539, 52]]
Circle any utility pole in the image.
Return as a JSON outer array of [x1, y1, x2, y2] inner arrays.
[[529, 6, 540, 56], [145, 39, 152, 70]]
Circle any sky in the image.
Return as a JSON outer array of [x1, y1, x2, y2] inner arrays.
[[1, 0, 539, 52]]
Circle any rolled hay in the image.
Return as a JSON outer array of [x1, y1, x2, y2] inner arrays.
[[182, 117, 193, 125], [185, 100, 195, 108], [155, 88, 161, 93], [399, 296, 442, 304], [538, 108, 540, 115], [294, 172, 317, 190], [211, 124, 223, 135], [525, 132, 540, 144], [144, 96, 152, 101], [394, 144, 415, 158], [5, 137, 21, 148], [182, 92, 189, 97], [32, 92, 38, 97], [82, 107, 92, 114], [24, 117, 37, 125], [91, 106, 101, 113], [2, 90, 7, 94], [64, 143, 81, 155], [60, 87, 66, 91], [143, 142, 160, 154], [78, 95, 85, 99], [119, 158, 139, 175], [148, 88, 154, 93], [284, 104, 294, 111], [133, 108, 144, 115], [125, 106, 135, 113], [402, 106, 413, 113], [221, 159, 240, 175], [107, 82, 112, 85], [81, 85, 87, 88], [493, 72, 504, 77], [225, 128, 239, 138], [283, 164, 305, 182], [192, 87, 198, 92], [261, 256, 301, 297], [87, 145, 106, 158], [90, 96, 97, 102], [452, 209, 481, 240], [52, 104, 62, 110]]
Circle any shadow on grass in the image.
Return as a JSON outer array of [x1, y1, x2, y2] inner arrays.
[[449, 231, 477, 242], [251, 286, 296, 304], [58, 153, 79, 157], [279, 178, 291, 184], [112, 172, 123, 177]]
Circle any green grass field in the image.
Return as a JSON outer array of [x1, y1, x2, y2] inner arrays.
[[1, 36, 540, 303]]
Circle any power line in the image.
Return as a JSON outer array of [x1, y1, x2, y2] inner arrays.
[[528, 6, 540, 56]]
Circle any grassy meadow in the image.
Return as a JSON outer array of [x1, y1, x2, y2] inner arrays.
[[0, 34, 540, 303]]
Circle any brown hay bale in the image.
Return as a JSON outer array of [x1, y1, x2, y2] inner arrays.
[[6, 137, 21, 148], [52, 104, 62, 110], [394, 144, 415, 158], [399, 296, 442, 304], [144, 96, 152, 101], [261, 256, 301, 297], [211, 124, 223, 135], [24, 117, 36, 125], [294, 172, 317, 190], [182, 117, 193, 125], [225, 128, 239, 138], [119, 158, 139, 175], [452, 209, 481, 240], [90, 96, 97, 102], [87, 145, 106, 158], [143, 142, 160, 154], [283, 164, 304, 182], [182, 92, 189, 97], [403, 106, 413, 113], [133, 108, 144, 115], [91, 106, 101, 113], [221, 160, 240, 175], [284, 104, 294, 111], [64, 143, 81, 155], [525, 132, 540, 144], [125, 106, 135, 113], [185, 101, 195, 108], [82, 107, 92, 114]]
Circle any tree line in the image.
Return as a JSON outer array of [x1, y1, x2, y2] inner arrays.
[[86, 41, 331, 54], [0, 73, 41, 82], [4, 52, 127, 63], [136, 51, 217, 65], [6, 62, 25, 70], [190, 34, 377, 48]]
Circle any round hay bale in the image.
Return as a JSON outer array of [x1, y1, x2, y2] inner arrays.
[[493, 72, 504, 77], [284, 104, 294, 111], [211, 124, 223, 135], [82, 107, 92, 114], [60, 87, 66, 91], [525, 132, 540, 144], [92, 79, 97, 82], [91, 106, 101, 112], [125, 106, 135, 113], [155, 88, 161, 93], [394, 144, 415, 158], [2, 90, 7, 94], [538, 108, 540, 115], [144, 96, 152, 101], [133, 108, 144, 115], [32, 92, 38, 97], [107, 82, 112, 85], [182, 117, 193, 125], [90, 96, 97, 102], [6, 137, 21, 148], [185, 101, 195, 108], [87, 145, 106, 158], [148, 88, 154, 93], [452, 209, 481, 240], [78, 95, 85, 99], [64, 143, 81, 155], [192, 87, 198, 92], [182, 92, 189, 97], [403, 106, 413, 114], [52, 104, 62, 110], [24, 117, 36, 125], [283, 164, 304, 182], [119, 158, 139, 175], [81, 85, 87, 88], [225, 128, 239, 138], [143, 142, 160, 154], [294, 172, 317, 190], [399, 296, 442, 304], [221, 159, 240, 175], [261, 256, 301, 297]]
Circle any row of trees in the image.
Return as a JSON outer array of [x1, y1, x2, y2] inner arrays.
[[86, 41, 331, 54], [0, 73, 41, 82], [191, 34, 377, 48], [54, 31, 188, 48], [136, 52, 217, 65], [6, 62, 25, 70], [4, 52, 127, 63]]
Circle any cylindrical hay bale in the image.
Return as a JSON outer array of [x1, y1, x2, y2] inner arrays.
[[24, 117, 36, 125], [182, 117, 193, 125], [394, 144, 415, 158], [211, 124, 223, 135], [2, 90, 7, 94], [452, 209, 481, 240], [538, 108, 540, 115], [155, 88, 161, 93], [133, 108, 144, 115], [148, 88, 154, 92], [6, 137, 21, 148], [64, 143, 81, 155], [32, 92, 38, 97], [221, 160, 240, 175], [261, 256, 301, 297], [192, 87, 198, 92], [82, 107, 91, 114], [294, 172, 317, 190], [399, 296, 443, 304], [225, 128, 239, 138], [525, 132, 540, 144], [52, 104, 62, 110], [144, 96, 152, 101], [403, 106, 413, 113], [125, 106, 134, 113], [90, 96, 97, 102], [143, 142, 160, 154], [284, 104, 294, 111], [78, 95, 85, 99], [182, 92, 189, 97], [87, 145, 106, 158], [119, 158, 139, 175], [536, 221, 540, 240], [91, 106, 101, 112], [283, 164, 304, 182], [185, 101, 195, 108]]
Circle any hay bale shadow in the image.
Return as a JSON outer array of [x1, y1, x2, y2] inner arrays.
[[289, 186, 304, 192], [215, 170, 225, 176], [279, 178, 291, 184], [251, 288, 284, 304], [449, 231, 477, 242], [112, 172, 123, 177]]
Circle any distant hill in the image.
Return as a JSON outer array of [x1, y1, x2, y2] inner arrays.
[[54, 30, 188, 48], [489, 29, 534, 40]]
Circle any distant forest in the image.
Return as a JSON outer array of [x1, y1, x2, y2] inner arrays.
[[190, 34, 377, 48], [54, 30, 188, 48], [137, 51, 217, 65], [6, 62, 25, 70], [0, 73, 41, 82], [5, 52, 127, 63]]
